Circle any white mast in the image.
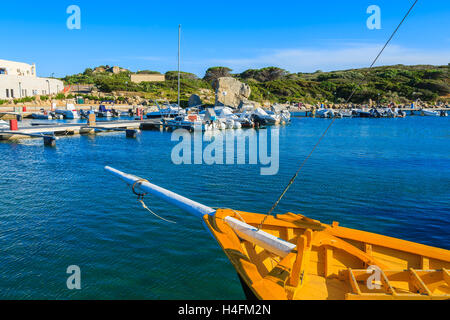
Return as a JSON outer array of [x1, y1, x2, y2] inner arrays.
[[177, 24, 181, 107]]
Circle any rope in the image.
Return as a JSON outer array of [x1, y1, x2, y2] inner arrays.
[[131, 179, 176, 224], [138, 199, 176, 224], [260, 0, 419, 228]]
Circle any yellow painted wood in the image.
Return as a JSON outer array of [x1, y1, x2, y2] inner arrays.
[[203, 209, 450, 300]]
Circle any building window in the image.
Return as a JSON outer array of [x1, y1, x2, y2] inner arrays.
[[0, 68, 6, 75], [10, 89, 14, 98], [6, 89, 9, 98]]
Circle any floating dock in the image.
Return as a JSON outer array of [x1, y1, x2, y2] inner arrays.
[[0, 119, 164, 145]]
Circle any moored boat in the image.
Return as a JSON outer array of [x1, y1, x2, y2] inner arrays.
[[421, 109, 440, 117], [105, 166, 450, 300], [55, 103, 80, 119], [147, 103, 183, 119], [0, 120, 9, 129], [31, 111, 52, 120]]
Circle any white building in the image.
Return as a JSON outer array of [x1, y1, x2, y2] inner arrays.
[[0, 59, 64, 100]]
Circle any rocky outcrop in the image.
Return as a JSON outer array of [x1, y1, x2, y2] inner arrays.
[[188, 94, 202, 107], [213, 77, 251, 108]]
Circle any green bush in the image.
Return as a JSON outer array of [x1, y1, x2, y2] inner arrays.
[[55, 93, 66, 100], [13, 96, 35, 104], [59, 64, 449, 104]]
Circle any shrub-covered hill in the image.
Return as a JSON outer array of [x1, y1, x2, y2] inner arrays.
[[239, 65, 449, 104], [62, 64, 449, 105]]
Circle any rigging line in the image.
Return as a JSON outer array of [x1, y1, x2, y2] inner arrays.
[[263, 0, 419, 221]]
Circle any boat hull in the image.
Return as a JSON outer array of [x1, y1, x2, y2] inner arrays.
[[204, 209, 450, 300]]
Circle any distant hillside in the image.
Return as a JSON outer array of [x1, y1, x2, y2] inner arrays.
[[238, 65, 449, 104], [61, 64, 449, 105]]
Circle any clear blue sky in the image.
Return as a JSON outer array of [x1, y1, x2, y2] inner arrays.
[[1, 0, 448, 77]]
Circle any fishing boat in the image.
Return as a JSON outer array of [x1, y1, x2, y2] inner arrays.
[[105, 166, 450, 300]]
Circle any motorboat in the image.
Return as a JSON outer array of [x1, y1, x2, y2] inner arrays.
[[147, 102, 184, 119], [316, 108, 335, 118], [31, 110, 52, 120], [252, 107, 279, 125], [96, 105, 112, 118], [55, 103, 80, 119], [422, 109, 440, 117], [337, 110, 353, 118], [215, 107, 242, 129], [353, 108, 372, 118], [0, 120, 9, 129]]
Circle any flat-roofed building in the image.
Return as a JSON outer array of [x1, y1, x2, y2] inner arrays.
[[130, 74, 165, 83], [0, 59, 64, 99]]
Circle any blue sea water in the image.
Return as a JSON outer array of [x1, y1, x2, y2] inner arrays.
[[0, 116, 449, 299]]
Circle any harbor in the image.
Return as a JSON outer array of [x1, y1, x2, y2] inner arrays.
[[1, 101, 448, 147], [1, 115, 448, 299], [1, 0, 449, 304]]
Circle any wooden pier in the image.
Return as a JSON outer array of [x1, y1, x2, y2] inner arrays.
[[0, 119, 164, 146]]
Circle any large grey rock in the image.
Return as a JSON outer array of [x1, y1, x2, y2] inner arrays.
[[213, 77, 251, 108], [188, 94, 202, 107]]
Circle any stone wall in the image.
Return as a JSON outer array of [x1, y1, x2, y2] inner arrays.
[[130, 74, 165, 83]]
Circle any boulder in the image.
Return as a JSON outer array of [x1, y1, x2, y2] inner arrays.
[[213, 77, 251, 108], [188, 94, 202, 107]]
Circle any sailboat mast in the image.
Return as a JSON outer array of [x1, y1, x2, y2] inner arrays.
[[177, 24, 181, 107]]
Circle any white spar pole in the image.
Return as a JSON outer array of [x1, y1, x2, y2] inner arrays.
[[104, 166, 215, 218], [105, 166, 296, 257]]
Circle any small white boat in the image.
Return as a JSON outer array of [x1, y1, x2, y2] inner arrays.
[[0, 120, 9, 129], [252, 107, 279, 125], [422, 109, 440, 117], [55, 104, 80, 119], [316, 108, 335, 118], [147, 103, 183, 119], [338, 110, 353, 118], [165, 115, 204, 131], [96, 105, 113, 118], [215, 107, 242, 129]]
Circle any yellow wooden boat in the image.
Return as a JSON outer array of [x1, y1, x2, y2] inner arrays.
[[206, 209, 450, 300], [105, 166, 450, 300]]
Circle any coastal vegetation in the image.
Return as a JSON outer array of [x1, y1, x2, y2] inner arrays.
[[60, 64, 449, 105]]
